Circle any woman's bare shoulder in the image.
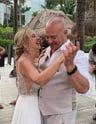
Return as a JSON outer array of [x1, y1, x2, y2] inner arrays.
[[17, 56, 29, 68]]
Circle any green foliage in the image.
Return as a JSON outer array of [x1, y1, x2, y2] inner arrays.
[[85, 36, 96, 43], [0, 0, 11, 4], [41, 0, 58, 9], [32, 11, 38, 17], [0, 26, 13, 40], [21, 6, 31, 13], [19, 0, 26, 5], [0, 39, 13, 56], [83, 44, 93, 53], [83, 36, 96, 53], [42, 0, 76, 21], [0, 26, 13, 32], [57, 0, 76, 20], [0, 26, 13, 56], [0, 23, 3, 27]]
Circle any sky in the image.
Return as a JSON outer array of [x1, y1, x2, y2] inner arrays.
[[25, 0, 45, 24], [25, 0, 45, 12]]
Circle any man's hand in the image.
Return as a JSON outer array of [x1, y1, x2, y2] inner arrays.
[[62, 41, 80, 71]]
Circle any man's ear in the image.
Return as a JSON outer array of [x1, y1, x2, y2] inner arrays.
[[64, 29, 68, 35]]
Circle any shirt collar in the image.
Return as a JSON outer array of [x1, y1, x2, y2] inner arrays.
[[60, 39, 70, 51]]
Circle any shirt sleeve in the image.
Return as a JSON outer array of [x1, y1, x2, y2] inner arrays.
[[74, 51, 93, 96]]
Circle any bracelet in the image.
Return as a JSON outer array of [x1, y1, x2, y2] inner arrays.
[[67, 65, 77, 75]]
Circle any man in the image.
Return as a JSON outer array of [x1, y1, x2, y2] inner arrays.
[[39, 16, 92, 124], [88, 43, 96, 121], [0, 46, 5, 109], [89, 43, 96, 75]]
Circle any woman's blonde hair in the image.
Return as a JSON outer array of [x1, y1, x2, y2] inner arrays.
[[14, 28, 35, 62]]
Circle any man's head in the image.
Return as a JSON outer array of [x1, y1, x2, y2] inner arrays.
[[92, 43, 96, 55], [45, 16, 68, 53]]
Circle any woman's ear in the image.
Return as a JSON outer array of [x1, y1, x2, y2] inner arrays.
[[23, 43, 28, 49]]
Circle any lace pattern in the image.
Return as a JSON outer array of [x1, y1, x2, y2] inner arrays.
[[17, 72, 40, 95]]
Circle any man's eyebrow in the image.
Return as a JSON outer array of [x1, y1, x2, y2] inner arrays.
[[45, 35, 56, 37]]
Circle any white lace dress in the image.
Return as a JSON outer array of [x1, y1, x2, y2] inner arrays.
[[11, 72, 41, 124]]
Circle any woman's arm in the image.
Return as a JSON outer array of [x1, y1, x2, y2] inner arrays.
[[19, 54, 64, 86]]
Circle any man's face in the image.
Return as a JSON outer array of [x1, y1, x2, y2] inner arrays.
[[45, 23, 67, 51]]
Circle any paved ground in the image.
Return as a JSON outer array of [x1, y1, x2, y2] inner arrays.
[[0, 57, 96, 124]]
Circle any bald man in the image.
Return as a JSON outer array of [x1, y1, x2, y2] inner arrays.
[[39, 16, 92, 124]]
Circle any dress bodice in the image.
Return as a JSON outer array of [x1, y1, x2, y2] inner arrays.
[[17, 72, 40, 95]]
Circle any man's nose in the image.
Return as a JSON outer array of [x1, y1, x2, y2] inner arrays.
[[46, 37, 53, 44]]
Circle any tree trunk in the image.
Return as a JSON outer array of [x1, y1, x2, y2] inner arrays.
[[11, 0, 18, 77], [76, 0, 85, 50], [13, 0, 18, 37]]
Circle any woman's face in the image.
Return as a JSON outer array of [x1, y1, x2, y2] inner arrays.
[[25, 31, 42, 58], [29, 32, 41, 50], [23, 29, 42, 57]]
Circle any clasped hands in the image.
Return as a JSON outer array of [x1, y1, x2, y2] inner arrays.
[[38, 41, 80, 72]]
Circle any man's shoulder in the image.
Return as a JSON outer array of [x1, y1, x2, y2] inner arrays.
[[75, 50, 87, 59], [77, 50, 85, 55]]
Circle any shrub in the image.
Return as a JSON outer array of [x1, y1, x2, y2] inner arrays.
[[83, 36, 96, 53], [0, 39, 14, 56], [0, 26, 13, 40]]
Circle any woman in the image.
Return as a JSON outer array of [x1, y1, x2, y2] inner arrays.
[[11, 28, 64, 124], [0, 46, 5, 79], [0, 46, 5, 109], [0, 46, 5, 57]]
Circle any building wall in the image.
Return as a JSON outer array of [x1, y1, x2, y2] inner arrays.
[[0, 3, 10, 25], [0, 3, 6, 25], [0, 0, 45, 26]]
